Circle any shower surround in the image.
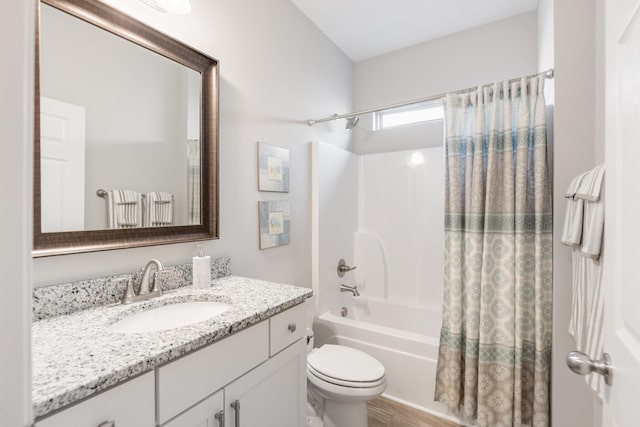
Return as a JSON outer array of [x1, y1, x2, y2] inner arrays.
[[312, 141, 463, 423]]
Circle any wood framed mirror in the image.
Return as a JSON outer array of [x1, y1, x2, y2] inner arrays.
[[34, 0, 219, 257]]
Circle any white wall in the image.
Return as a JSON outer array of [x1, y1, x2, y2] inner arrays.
[[352, 12, 538, 155], [33, 0, 354, 287], [593, 0, 604, 424], [551, 0, 598, 426], [538, 0, 555, 107], [0, 0, 34, 425]]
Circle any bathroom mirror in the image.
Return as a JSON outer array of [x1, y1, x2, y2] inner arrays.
[[33, 0, 219, 256]]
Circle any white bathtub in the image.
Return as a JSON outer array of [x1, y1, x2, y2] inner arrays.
[[313, 296, 466, 425]]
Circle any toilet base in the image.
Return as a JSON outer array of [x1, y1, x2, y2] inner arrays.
[[323, 399, 368, 427]]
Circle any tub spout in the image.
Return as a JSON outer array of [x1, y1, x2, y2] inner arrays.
[[340, 284, 360, 297]]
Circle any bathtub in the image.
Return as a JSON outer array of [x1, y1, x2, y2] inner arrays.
[[313, 296, 466, 425]]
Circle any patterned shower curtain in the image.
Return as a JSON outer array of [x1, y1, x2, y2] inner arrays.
[[434, 76, 552, 427]]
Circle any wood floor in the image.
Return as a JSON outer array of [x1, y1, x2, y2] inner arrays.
[[367, 397, 462, 427]]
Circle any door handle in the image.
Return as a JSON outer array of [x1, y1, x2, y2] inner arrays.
[[566, 351, 613, 385]]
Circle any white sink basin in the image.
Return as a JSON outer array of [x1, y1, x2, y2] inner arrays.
[[108, 301, 231, 334]]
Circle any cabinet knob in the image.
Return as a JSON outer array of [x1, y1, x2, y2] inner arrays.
[[98, 422, 115, 427], [287, 323, 297, 333]]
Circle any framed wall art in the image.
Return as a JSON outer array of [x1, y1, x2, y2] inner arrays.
[[258, 201, 290, 249], [257, 142, 290, 192]]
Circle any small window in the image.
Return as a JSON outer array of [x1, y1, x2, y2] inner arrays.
[[374, 99, 444, 130]]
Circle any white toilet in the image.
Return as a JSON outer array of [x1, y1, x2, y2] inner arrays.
[[306, 334, 386, 427]]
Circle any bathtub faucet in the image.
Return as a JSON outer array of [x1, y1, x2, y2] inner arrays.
[[340, 284, 360, 297]]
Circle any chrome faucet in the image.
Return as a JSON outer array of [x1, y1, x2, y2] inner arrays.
[[121, 259, 165, 304], [340, 283, 360, 297]]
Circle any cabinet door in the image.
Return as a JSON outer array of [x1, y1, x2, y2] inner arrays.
[[162, 390, 224, 427], [225, 339, 306, 427], [158, 321, 269, 424], [36, 372, 155, 427]]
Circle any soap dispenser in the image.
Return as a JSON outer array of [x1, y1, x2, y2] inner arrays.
[[192, 244, 211, 289]]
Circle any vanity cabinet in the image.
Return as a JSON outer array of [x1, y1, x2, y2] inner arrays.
[[35, 372, 155, 427], [160, 303, 306, 427], [35, 303, 307, 427], [165, 340, 306, 427]]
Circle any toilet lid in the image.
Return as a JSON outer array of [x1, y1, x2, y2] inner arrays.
[[307, 344, 385, 383]]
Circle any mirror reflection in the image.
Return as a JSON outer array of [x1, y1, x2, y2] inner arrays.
[[39, 3, 201, 232]]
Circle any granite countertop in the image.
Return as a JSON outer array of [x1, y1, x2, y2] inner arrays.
[[32, 276, 313, 419]]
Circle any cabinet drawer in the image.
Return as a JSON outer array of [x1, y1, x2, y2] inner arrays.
[[36, 372, 155, 427], [269, 303, 306, 356], [157, 321, 269, 424]]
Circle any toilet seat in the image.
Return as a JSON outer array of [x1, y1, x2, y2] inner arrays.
[[307, 364, 386, 388], [307, 344, 385, 388]]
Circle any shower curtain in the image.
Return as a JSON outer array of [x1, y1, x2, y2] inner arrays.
[[435, 76, 552, 427]]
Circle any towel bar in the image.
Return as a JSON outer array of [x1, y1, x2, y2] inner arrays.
[[96, 189, 174, 200]]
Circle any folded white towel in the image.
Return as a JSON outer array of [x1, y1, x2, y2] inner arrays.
[[569, 251, 589, 350], [575, 164, 605, 201], [576, 165, 605, 259], [565, 171, 588, 198], [107, 189, 142, 228], [584, 258, 604, 396], [144, 192, 173, 227], [562, 165, 605, 256], [568, 250, 605, 398], [564, 164, 606, 399], [581, 194, 605, 259], [561, 198, 583, 246], [561, 172, 587, 246]]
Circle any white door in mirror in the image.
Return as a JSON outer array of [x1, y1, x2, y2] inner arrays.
[[40, 97, 85, 232], [108, 301, 230, 334]]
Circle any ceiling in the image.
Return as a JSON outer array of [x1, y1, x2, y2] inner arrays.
[[290, 0, 538, 62]]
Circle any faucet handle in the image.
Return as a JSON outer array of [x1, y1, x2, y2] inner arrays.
[[150, 271, 162, 294], [121, 278, 136, 304], [337, 259, 357, 277]]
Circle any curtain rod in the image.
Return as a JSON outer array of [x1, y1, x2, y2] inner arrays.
[[307, 68, 554, 126]]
